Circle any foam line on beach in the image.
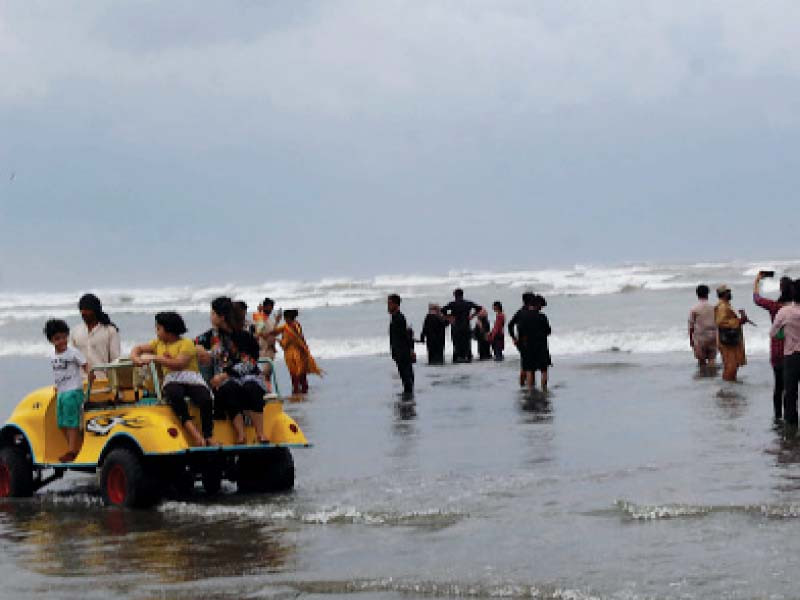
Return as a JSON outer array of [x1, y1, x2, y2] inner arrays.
[[616, 499, 800, 520], [269, 577, 602, 599], [158, 501, 466, 528], [0, 328, 773, 359]]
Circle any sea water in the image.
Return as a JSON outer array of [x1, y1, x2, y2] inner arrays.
[[0, 260, 797, 599]]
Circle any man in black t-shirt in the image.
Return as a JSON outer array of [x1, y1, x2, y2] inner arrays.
[[441, 288, 481, 363], [388, 294, 414, 394]]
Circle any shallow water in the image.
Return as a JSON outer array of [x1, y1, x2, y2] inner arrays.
[[0, 351, 795, 599]]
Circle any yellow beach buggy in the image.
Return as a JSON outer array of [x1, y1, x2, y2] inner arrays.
[[0, 360, 309, 507]]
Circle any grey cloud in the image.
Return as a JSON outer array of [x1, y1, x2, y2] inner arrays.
[[2, 1, 800, 288]]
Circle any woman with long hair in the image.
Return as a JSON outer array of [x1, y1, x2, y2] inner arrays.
[[70, 293, 121, 370]]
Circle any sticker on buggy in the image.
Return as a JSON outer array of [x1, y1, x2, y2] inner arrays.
[[86, 415, 147, 436]]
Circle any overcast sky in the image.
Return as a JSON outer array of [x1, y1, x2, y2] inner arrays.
[[1, 1, 799, 290]]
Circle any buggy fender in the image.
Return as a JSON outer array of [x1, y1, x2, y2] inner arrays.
[[264, 401, 308, 445]]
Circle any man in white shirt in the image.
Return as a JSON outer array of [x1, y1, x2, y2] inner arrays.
[[254, 297, 282, 393], [70, 293, 121, 370], [688, 284, 717, 367]]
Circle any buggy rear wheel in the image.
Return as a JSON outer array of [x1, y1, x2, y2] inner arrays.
[[100, 448, 158, 508]]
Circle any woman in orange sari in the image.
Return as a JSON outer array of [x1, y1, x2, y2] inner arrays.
[[715, 285, 748, 382], [272, 309, 323, 394]]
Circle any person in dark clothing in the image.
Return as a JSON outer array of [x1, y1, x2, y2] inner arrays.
[[388, 294, 414, 394], [509, 293, 552, 391], [441, 288, 481, 363], [420, 303, 448, 365], [474, 308, 493, 360], [508, 292, 534, 387]]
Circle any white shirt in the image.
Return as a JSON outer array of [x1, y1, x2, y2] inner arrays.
[[256, 314, 279, 359], [51, 347, 87, 393], [70, 322, 121, 369]]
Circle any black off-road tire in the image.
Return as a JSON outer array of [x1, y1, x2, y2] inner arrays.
[[237, 448, 294, 494], [100, 448, 158, 508], [0, 446, 33, 498]]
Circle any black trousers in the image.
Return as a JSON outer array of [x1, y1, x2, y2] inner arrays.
[[476, 338, 492, 360], [426, 341, 445, 365], [774, 364, 785, 419], [783, 353, 800, 426], [394, 358, 414, 394], [163, 383, 214, 439], [492, 337, 504, 361], [214, 380, 244, 420], [240, 381, 266, 412], [451, 326, 472, 363]]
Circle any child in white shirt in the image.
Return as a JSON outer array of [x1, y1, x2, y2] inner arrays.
[[44, 319, 89, 462]]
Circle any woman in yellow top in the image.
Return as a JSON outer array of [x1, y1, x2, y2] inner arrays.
[[714, 285, 748, 382], [272, 309, 323, 394], [131, 312, 216, 447]]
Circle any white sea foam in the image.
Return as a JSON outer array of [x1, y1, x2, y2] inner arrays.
[[159, 501, 464, 526], [2, 259, 797, 322], [617, 499, 800, 520]]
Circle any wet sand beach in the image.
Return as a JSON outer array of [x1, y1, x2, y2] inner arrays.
[[0, 351, 796, 599]]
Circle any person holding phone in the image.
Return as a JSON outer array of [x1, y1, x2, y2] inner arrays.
[[754, 271, 793, 419], [771, 280, 800, 428]]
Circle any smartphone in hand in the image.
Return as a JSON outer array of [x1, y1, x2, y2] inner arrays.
[[760, 270, 775, 278]]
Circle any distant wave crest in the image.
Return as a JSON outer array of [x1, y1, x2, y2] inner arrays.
[[2, 259, 797, 322]]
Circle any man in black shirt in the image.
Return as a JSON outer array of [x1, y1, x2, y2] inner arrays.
[[509, 292, 552, 390], [388, 294, 414, 395], [441, 288, 481, 363]]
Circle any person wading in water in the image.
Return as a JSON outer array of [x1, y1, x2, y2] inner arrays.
[[441, 289, 481, 363], [388, 294, 415, 395]]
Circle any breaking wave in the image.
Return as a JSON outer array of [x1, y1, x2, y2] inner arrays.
[[1, 259, 797, 322]]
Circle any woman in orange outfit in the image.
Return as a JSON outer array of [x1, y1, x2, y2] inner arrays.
[[272, 309, 323, 394]]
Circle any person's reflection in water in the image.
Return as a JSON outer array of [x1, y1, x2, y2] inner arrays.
[[518, 389, 553, 423], [394, 398, 417, 422], [390, 398, 417, 460], [713, 386, 748, 419], [0, 502, 295, 585], [769, 432, 800, 493]]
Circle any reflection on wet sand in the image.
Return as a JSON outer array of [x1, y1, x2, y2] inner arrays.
[[768, 431, 800, 493], [518, 390, 553, 424], [714, 385, 748, 419], [0, 500, 295, 584], [393, 398, 417, 422]]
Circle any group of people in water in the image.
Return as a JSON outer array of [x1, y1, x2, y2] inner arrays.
[[44, 294, 322, 460], [388, 289, 553, 395], [688, 271, 800, 428]]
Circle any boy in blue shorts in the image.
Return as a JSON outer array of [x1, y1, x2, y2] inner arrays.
[[44, 319, 90, 462]]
